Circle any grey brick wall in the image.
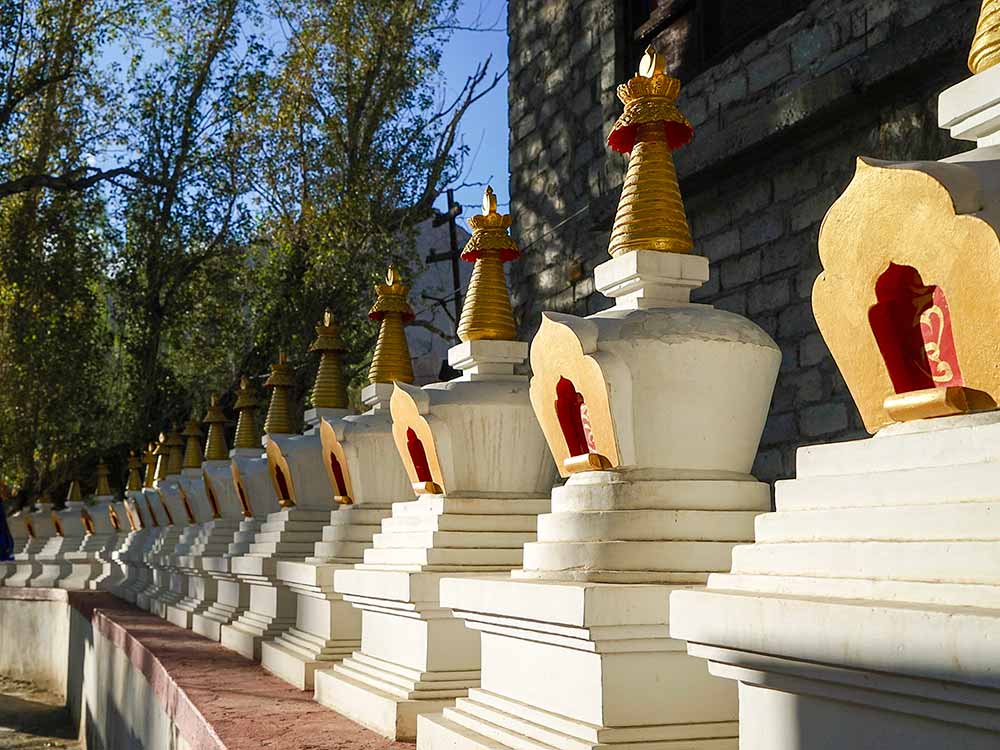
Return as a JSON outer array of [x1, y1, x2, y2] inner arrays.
[[507, 0, 979, 485]]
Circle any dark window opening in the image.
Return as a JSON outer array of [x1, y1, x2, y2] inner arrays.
[[274, 465, 292, 504], [236, 482, 252, 517]]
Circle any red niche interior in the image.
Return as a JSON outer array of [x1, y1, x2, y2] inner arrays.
[[273, 464, 292, 504], [236, 482, 252, 517], [555, 376, 599, 458], [868, 263, 963, 395], [406, 428, 434, 484], [205, 482, 221, 518], [328, 453, 349, 497]]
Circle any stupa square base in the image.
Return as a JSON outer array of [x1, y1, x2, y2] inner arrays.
[[164, 567, 218, 629], [314, 652, 478, 742], [30, 559, 70, 588], [4, 561, 41, 588], [671, 589, 1000, 749], [260, 559, 360, 690], [57, 555, 103, 591], [220, 581, 297, 660], [416, 575, 737, 750], [315, 568, 489, 741], [668, 413, 1000, 749], [191, 569, 249, 641]]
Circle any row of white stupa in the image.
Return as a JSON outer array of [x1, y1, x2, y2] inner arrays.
[[3, 34, 1000, 750]]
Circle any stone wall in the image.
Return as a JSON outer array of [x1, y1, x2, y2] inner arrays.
[[506, 0, 979, 485]]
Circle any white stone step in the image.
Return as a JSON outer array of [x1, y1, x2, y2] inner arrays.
[[730, 540, 1000, 584], [551, 478, 770, 513], [775, 461, 1000, 511], [537, 509, 758, 543], [372, 531, 537, 550], [362, 547, 523, 567], [382, 514, 542, 533], [522, 540, 739, 574], [756, 503, 1000, 542]]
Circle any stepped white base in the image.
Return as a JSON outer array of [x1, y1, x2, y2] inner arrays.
[[31, 556, 72, 588], [191, 559, 249, 641], [219, 565, 297, 660], [670, 411, 1000, 749], [3, 559, 41, 587], [314, 569, 490, 741], [418, 576, 737, 750], [260, 560, 359, 689], [315, 651, 479, 742], [165, 567, 218, 629], [57, 553, 103, 590]]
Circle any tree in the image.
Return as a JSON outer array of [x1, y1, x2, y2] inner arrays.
[[0, 0, 147, 198], [241, 0, 502, 398], [109, 0, 263, 438]]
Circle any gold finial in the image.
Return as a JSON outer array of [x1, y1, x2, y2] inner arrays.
[[66, 479, 82, 503], [457, 186, 519, 342], [607, 45, 694, 258], [203, 393, 229, 460], [142, 442, 157, 487], [182, 417, 203, 469], [309, 309, 349, 409], [264, 352, 296, 435], [153, 433, 170, 480], [95, 460, 112, 496], [166, 429, 185, 475], [368, 265, 415, 384], [970, 0, 1000, 74], [127, 451, 143, 491], [233, 377, 261, 449]]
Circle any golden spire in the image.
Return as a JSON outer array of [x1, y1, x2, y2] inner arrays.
[[142, 442, 157, 487], [166, 429, 185, 476], [368, 265, 415, 384], [203, 393, 229, 460], [66, 479, 82, 503], [127, 451, 143, 491], [95, 461, 112, 496], [182, 417, 203, 469], [457, 187, 519, 342], [264, 352, 296, 435], [153, 434, 170, 481], [970, 0, 1000, 74], [309, 309, 349, 409], [233, 377, 261, 449], [607, 45, 694, 258]]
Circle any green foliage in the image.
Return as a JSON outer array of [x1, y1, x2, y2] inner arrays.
[[0, 0, 498, 507]]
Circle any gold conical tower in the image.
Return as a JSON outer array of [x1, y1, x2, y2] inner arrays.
[[368, 266, 415, 384], [153, 434, 170, 481], [233, 377, 261, 449], [264, 352, 296, 435], [95, 461, 112, 496], [203, 393, 229, 460], [607, 46, 694, 258], [970, 0, 1000, 74], [166, 429, 185, 475], [127, 451, 143, 492], [142, 442, 157, 488], [457, 186, 519, 342], [66, 480, 82, 503], [309, 309, 349, 409], [182, 417, 203, 469]]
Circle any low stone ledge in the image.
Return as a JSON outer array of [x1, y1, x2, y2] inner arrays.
[[0, 587, 411, 749]]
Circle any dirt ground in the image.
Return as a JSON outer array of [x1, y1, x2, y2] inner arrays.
[[0, 674, 79, 750]]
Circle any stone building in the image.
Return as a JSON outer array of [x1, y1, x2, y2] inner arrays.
[[506, 0, 980, 485]]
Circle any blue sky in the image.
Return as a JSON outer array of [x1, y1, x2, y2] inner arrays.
[[433, 0, 510, 215]]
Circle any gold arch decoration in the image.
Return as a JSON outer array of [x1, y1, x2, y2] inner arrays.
[[389, 386, 445, 495], [815, 158, 1000, 433], [265, 440, 297, 508], [528, 313, 620, 477], [319, 419, 354, 505]]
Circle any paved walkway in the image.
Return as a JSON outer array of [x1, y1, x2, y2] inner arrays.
[[0, 674, 79, 749]]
